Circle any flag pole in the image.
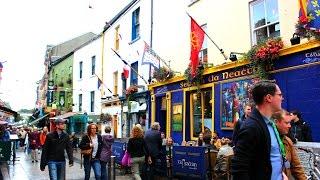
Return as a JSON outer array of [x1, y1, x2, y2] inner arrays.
[[94, 73, 113, 94], [111, 48, 149, 85], [186, 13, 228, 61]]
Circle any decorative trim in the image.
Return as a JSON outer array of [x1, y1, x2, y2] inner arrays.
[[279, 40, 320, 56]]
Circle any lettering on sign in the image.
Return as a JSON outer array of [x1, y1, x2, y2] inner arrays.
[[188, 152, 200, 156], [177, 159, 198, 170], [175, 151, 187, 155], [303, 50, 320, 64]]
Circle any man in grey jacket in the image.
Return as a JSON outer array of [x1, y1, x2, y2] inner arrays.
[[144, 122, 162, 180]]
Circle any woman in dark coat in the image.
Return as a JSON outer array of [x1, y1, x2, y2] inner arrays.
[[79, 123, 103, 180], [29, 127, 40, 163]]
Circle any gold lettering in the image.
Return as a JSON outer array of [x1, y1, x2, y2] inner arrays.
[[214, 76, 219, 81], [241, 69, 247, 76], [234, 70, 240, 77], [229, 72, 234, 78], [247, 67, 253, 74], [222, 72, 228, 79]]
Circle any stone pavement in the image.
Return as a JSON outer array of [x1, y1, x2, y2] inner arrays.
[[0, 148, 132, 180]]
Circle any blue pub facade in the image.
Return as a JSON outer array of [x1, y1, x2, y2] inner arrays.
[[148, 41, 320, 144]]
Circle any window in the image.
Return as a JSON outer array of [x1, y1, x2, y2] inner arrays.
[[79, 94, 82, 112], [190, 89, 213, 138], [132, 7, 140, 41], [113, 71, 118, 96], [199, 24, 208, 64], [130, 62, 138, 85], [115, 25, 120, 50], [90, 91, 95, 112], [121, 72, 127, 97], [250, 0, 280, 44], [91, 56, 96, 75], [79, 61, 83, 79]]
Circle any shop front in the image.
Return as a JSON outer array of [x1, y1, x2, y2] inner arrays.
[[149, 41, 320, 144]]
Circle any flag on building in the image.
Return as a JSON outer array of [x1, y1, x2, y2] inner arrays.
[[299, 0, 308, 24], [306, 0, 320, 30], [123, 65, 130, 79], [189, 17, 205, 77], [97, 76, 103, 89], [141, 41, 160, 69]]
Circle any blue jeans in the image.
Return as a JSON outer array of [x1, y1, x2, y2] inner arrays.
[[48, 161, 66, 180], [100, 161, 109, 180], [84, 158, 101, 180]]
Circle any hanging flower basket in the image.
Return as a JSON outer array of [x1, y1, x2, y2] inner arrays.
[[295, 16, 320, 40], [184, 63, 204, 93], [126, 85, 138, 101], [152, 67, 174, 82], [243, 38, 284, 79]]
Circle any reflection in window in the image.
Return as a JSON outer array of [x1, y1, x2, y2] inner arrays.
[[250, 0, 279, 44], [191, 88, 213, 138]]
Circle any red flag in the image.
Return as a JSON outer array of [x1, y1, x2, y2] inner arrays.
[[298, 0, 308, 24], [123, 65, 129, 79], [190, 17, 205, 77]]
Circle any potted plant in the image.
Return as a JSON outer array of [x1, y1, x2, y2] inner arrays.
[[126, 85, 138, 100], [184, 63, 204, 92], [243, 38, 284, 79]]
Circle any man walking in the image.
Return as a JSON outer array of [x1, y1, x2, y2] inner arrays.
[[289, 110, 313, 142], [144, 122, 162, 180], [231, 80, 286, 180], [40, 118, 73, 180]]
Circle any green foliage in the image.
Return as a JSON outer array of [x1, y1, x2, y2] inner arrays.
[[243, 38, 283, 79], [152, 66, 174, 82]]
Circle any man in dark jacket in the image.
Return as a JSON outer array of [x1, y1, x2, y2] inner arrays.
[[231, 80, 286, 180], [144, 122, 162, 180], [232, 104, 252, 145], [40, 118, 73, 180], [289, 110, 313, 142]]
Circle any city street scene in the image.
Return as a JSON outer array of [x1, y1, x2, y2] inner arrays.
[[1, 0, 320, 179]]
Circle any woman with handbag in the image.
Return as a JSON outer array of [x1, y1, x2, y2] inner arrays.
[[79, 123, 102, 180], [127, 125, 152, 180]]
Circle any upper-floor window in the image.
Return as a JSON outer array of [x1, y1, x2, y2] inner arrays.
[[199, 24, 208, 64], [91, 56, 96, 75], [113, 71, 118, 96], [79, 94, 82, 112], [250, 0, 279, 45], [130, 62, 138, 86], [115, 25, 120, 50], [132, 7, 140, 41], [90, 91, 95, 112], [79, 61, 83, 79]]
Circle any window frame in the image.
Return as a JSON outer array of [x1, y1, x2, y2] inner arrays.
[[250, 0, 280, 45], [131, 7, 140, 41], [190, 87, 214, 140], [199, 24, 208, 64], [115, 25, 120, 50], [79, 94, 82, 112], [130, 61, 138, 86], [90, 91, 95, 112], [79, 61, 83, 79], [91, 56, 96, 75]]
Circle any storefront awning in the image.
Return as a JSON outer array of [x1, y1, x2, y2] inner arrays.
[[139, 103, 147, 111], [50, 112, 77, 120]]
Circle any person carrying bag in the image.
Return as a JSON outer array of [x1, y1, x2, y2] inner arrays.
[[80, 135, 92, 169]]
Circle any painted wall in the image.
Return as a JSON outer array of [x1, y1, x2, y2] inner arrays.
[[73, 37, 102, 118], [49, 54, 73, 112], [187, 0, 300, 66]]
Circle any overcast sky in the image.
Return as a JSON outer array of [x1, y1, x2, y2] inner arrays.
[[0, 0, 130, 111]]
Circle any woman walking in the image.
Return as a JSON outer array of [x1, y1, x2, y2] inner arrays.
[[100, 126, 114, 180], [127, 125, 152, 180], [79, 123, 102, 180]]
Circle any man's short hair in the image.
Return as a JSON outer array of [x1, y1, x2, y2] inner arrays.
[[251, 80, 277, 105], [151, 122, 160, 130]]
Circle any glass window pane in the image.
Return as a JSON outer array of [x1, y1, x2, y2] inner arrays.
[[252, 1, 266, 28], [192, 93, 202, 137], [266, 0, 279, 24], [269, 23, 280, 38], [255, 27, 268, 44], [203, 90, 212, 132]]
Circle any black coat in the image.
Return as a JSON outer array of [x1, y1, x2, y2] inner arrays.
[[289, 119, 313, 142], [231, 108, 272, 180], [79, 134, 102, 159], [40, 131, 73, 170], [144, 129, 162, 157]]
